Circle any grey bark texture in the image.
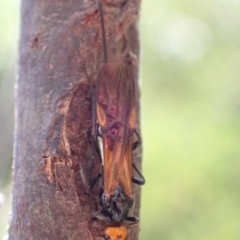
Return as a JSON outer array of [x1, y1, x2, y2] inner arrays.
[[9, 0, 142, 239]]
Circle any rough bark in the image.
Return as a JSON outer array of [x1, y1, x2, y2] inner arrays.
[[9, 0, 141, 239]]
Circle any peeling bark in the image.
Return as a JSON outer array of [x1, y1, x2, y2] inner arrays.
[[10, 0, 141, 239]]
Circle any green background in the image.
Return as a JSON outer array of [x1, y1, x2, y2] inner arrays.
[[1, 0, 240, 239]]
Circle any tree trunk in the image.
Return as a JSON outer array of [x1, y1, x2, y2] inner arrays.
[[9, 0, 141, 239]]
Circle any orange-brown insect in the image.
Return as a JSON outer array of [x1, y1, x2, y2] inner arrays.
[[104, 226, 128, 240], [90, 1, 145, 225]]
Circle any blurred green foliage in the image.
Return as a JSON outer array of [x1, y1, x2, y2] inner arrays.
[[1, 0, 240, 239], [0, 0, 19, 238], [0, 0, 19, 186], [140, 0, 240, 239]]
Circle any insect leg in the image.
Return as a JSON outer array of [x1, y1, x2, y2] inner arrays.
[[89, 173, 102, 189], [82, 66, 104, 191], [132, 162, 145, 185], [132, 129, 141, 151], [124, 216, 139, 225], [82, 65, 102, 161], [131, 130, 145, 185]]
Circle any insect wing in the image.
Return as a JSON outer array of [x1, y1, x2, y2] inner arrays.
[[119, 134, 134, 200], [97, 63, 135, 126], [97, 63, 136, 198]]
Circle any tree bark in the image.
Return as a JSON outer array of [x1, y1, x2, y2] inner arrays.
[[9, 0, 141, 239]]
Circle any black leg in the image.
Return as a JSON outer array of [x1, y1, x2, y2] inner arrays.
[[125, 216, 139, 225], [131, 130, 145, 185], [89, 173, 102, 189], [132, 129, 141, 151], [132, 162, 145, 185]]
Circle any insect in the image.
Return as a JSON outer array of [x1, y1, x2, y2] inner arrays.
[[89, 1, 145, 228], [104, 226, 128, 240]]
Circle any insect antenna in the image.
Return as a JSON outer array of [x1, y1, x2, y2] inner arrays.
[[98, 1, 108, 63]]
